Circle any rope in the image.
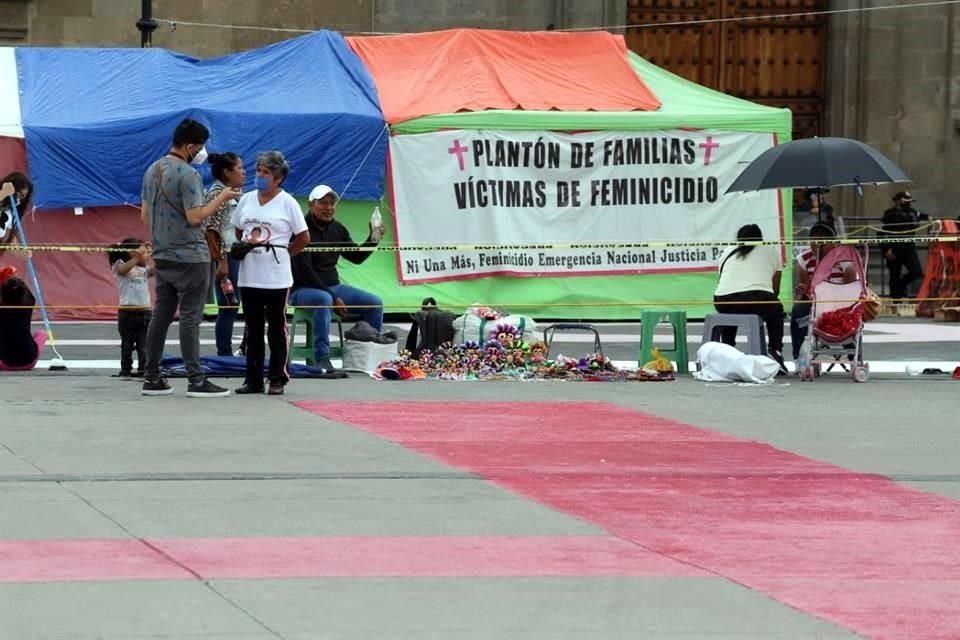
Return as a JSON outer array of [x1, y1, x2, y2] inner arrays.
[[154, 1, 960, 37], [4, 297, 957, 311], [12, 234, 957, 254], [560, 0, 960, 31], [155, 19, 400, 36], [336, 124, 389, 203]]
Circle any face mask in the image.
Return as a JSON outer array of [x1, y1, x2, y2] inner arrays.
[[254, 175, 270, 192], [190, 145, 208, 165]]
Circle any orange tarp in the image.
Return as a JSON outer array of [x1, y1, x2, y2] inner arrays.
[[347, 29, 661, 124]]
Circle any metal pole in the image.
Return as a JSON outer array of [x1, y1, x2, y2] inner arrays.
[[136, 0, 158, 48], [6, 196, 67, 367]]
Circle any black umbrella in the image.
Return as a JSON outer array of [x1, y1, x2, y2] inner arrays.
[[725, 137, 910, 193]]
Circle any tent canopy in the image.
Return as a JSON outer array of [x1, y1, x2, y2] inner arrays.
[[353, 47, 792, 321], [12, 31, 387, 209], [392, 52, 790, 136], [348, 29, 661, 124]]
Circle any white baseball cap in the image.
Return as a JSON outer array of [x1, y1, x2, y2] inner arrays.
[[308, 185, 338, 202]]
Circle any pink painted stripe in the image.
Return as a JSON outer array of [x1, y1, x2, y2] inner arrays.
[[0, 536, 705, 583], [295, 401, 960, 640], [154, 535, 705, 579], [0, 539, 193, 582]]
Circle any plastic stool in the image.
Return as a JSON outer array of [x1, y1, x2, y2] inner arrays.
[[543, 323, 603, 359], [638, 310, 688, 374], [288, 308, 345, 366], [701, 313, 767, 355]]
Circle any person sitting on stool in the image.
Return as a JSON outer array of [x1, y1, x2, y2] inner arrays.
[[289, 185, 385, 373], [713, 224, 787, 374], [790, 223, 858, 361], [0, 274, 46, 371]]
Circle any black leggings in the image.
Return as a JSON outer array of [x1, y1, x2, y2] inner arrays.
[[240, 287, 290, 387], [118, 309, 151, 373], [713, 290, 785, 354], [885, 245, 923, 300]]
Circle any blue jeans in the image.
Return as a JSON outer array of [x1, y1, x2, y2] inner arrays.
[[213, 257, 242, 356], [288, 284, 383, 359]]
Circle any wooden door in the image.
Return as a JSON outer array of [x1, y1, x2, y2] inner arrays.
[[626, 0, 828, 140]]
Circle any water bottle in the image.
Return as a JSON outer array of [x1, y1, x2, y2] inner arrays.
[[220, 277, 239, 307], [370, 206, 383, 242]]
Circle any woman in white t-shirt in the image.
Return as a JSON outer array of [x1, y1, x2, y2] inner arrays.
[[713, 224, 787, 373], [230, 151, 309, 395]]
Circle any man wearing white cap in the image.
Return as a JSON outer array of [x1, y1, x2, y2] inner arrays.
[[290, 185, 384, 373]]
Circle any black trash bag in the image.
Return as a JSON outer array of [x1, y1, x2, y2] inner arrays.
[[375, 330, 398, 344], [345, 320, 380, 342]]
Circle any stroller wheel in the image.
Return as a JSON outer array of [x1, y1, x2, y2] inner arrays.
[[851, 365, 869, 383]]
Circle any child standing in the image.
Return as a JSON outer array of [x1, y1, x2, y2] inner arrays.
[[109, 238, 153, 377]]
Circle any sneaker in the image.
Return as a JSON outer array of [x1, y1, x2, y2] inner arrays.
[[317, 357, 336, 373], [117, 370, 133, 378], [186, 379, 231, 398], [770, 350, 789, 376], [234, 383, 264, 395], [141, 378, 174, 396], [268, 383, 285, 396]]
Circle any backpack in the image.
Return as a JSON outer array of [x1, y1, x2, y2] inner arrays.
[[405, 298, 457, 356]]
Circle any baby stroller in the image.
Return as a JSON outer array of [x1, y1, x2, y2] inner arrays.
[[798, 244, 870, 382]]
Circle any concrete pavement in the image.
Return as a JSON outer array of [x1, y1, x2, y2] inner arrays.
[[1, 325, 958, 639]]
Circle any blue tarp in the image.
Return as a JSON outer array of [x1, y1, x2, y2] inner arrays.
[[160, 355, 347, 379], [16, 31, 387, 209]]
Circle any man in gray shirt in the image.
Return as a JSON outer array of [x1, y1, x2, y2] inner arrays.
[[140, 118, 240, 397]]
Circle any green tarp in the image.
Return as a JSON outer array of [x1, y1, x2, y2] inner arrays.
[[334, 52, 793, 320]]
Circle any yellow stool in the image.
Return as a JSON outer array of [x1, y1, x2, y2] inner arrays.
[[638, 310, 689, 374], [288, 307, 345, 366]]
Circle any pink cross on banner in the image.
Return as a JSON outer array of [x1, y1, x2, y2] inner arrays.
[[699, 136, 720, 166], [448, 139, 468, 171]]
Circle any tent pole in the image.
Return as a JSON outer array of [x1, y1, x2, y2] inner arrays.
[[136, 0, 158, 48], [6, 197, 67, 369]]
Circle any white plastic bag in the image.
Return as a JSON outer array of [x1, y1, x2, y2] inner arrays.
[[694, 341, 780, 383], [341, 340, 400, 374], [452, 308, 537, 345]]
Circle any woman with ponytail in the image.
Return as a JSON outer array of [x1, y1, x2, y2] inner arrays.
[[203, 152, 246, 356], [713, 224, 787, 373]]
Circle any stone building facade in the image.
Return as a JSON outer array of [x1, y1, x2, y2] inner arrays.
[[0, 0, 957, 217], [827, 1, 959, 220]]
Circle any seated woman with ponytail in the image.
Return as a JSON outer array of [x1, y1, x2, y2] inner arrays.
[[713, 224, 788, 374], [0, 271, 46, 371]]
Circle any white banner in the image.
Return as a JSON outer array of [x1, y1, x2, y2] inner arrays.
[[389, 129, 782, 283]]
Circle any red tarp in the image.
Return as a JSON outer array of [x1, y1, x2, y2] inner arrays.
[[347, 29, 661, 124], [0, 206, 148, 321], [1, 137, 146, 321]]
